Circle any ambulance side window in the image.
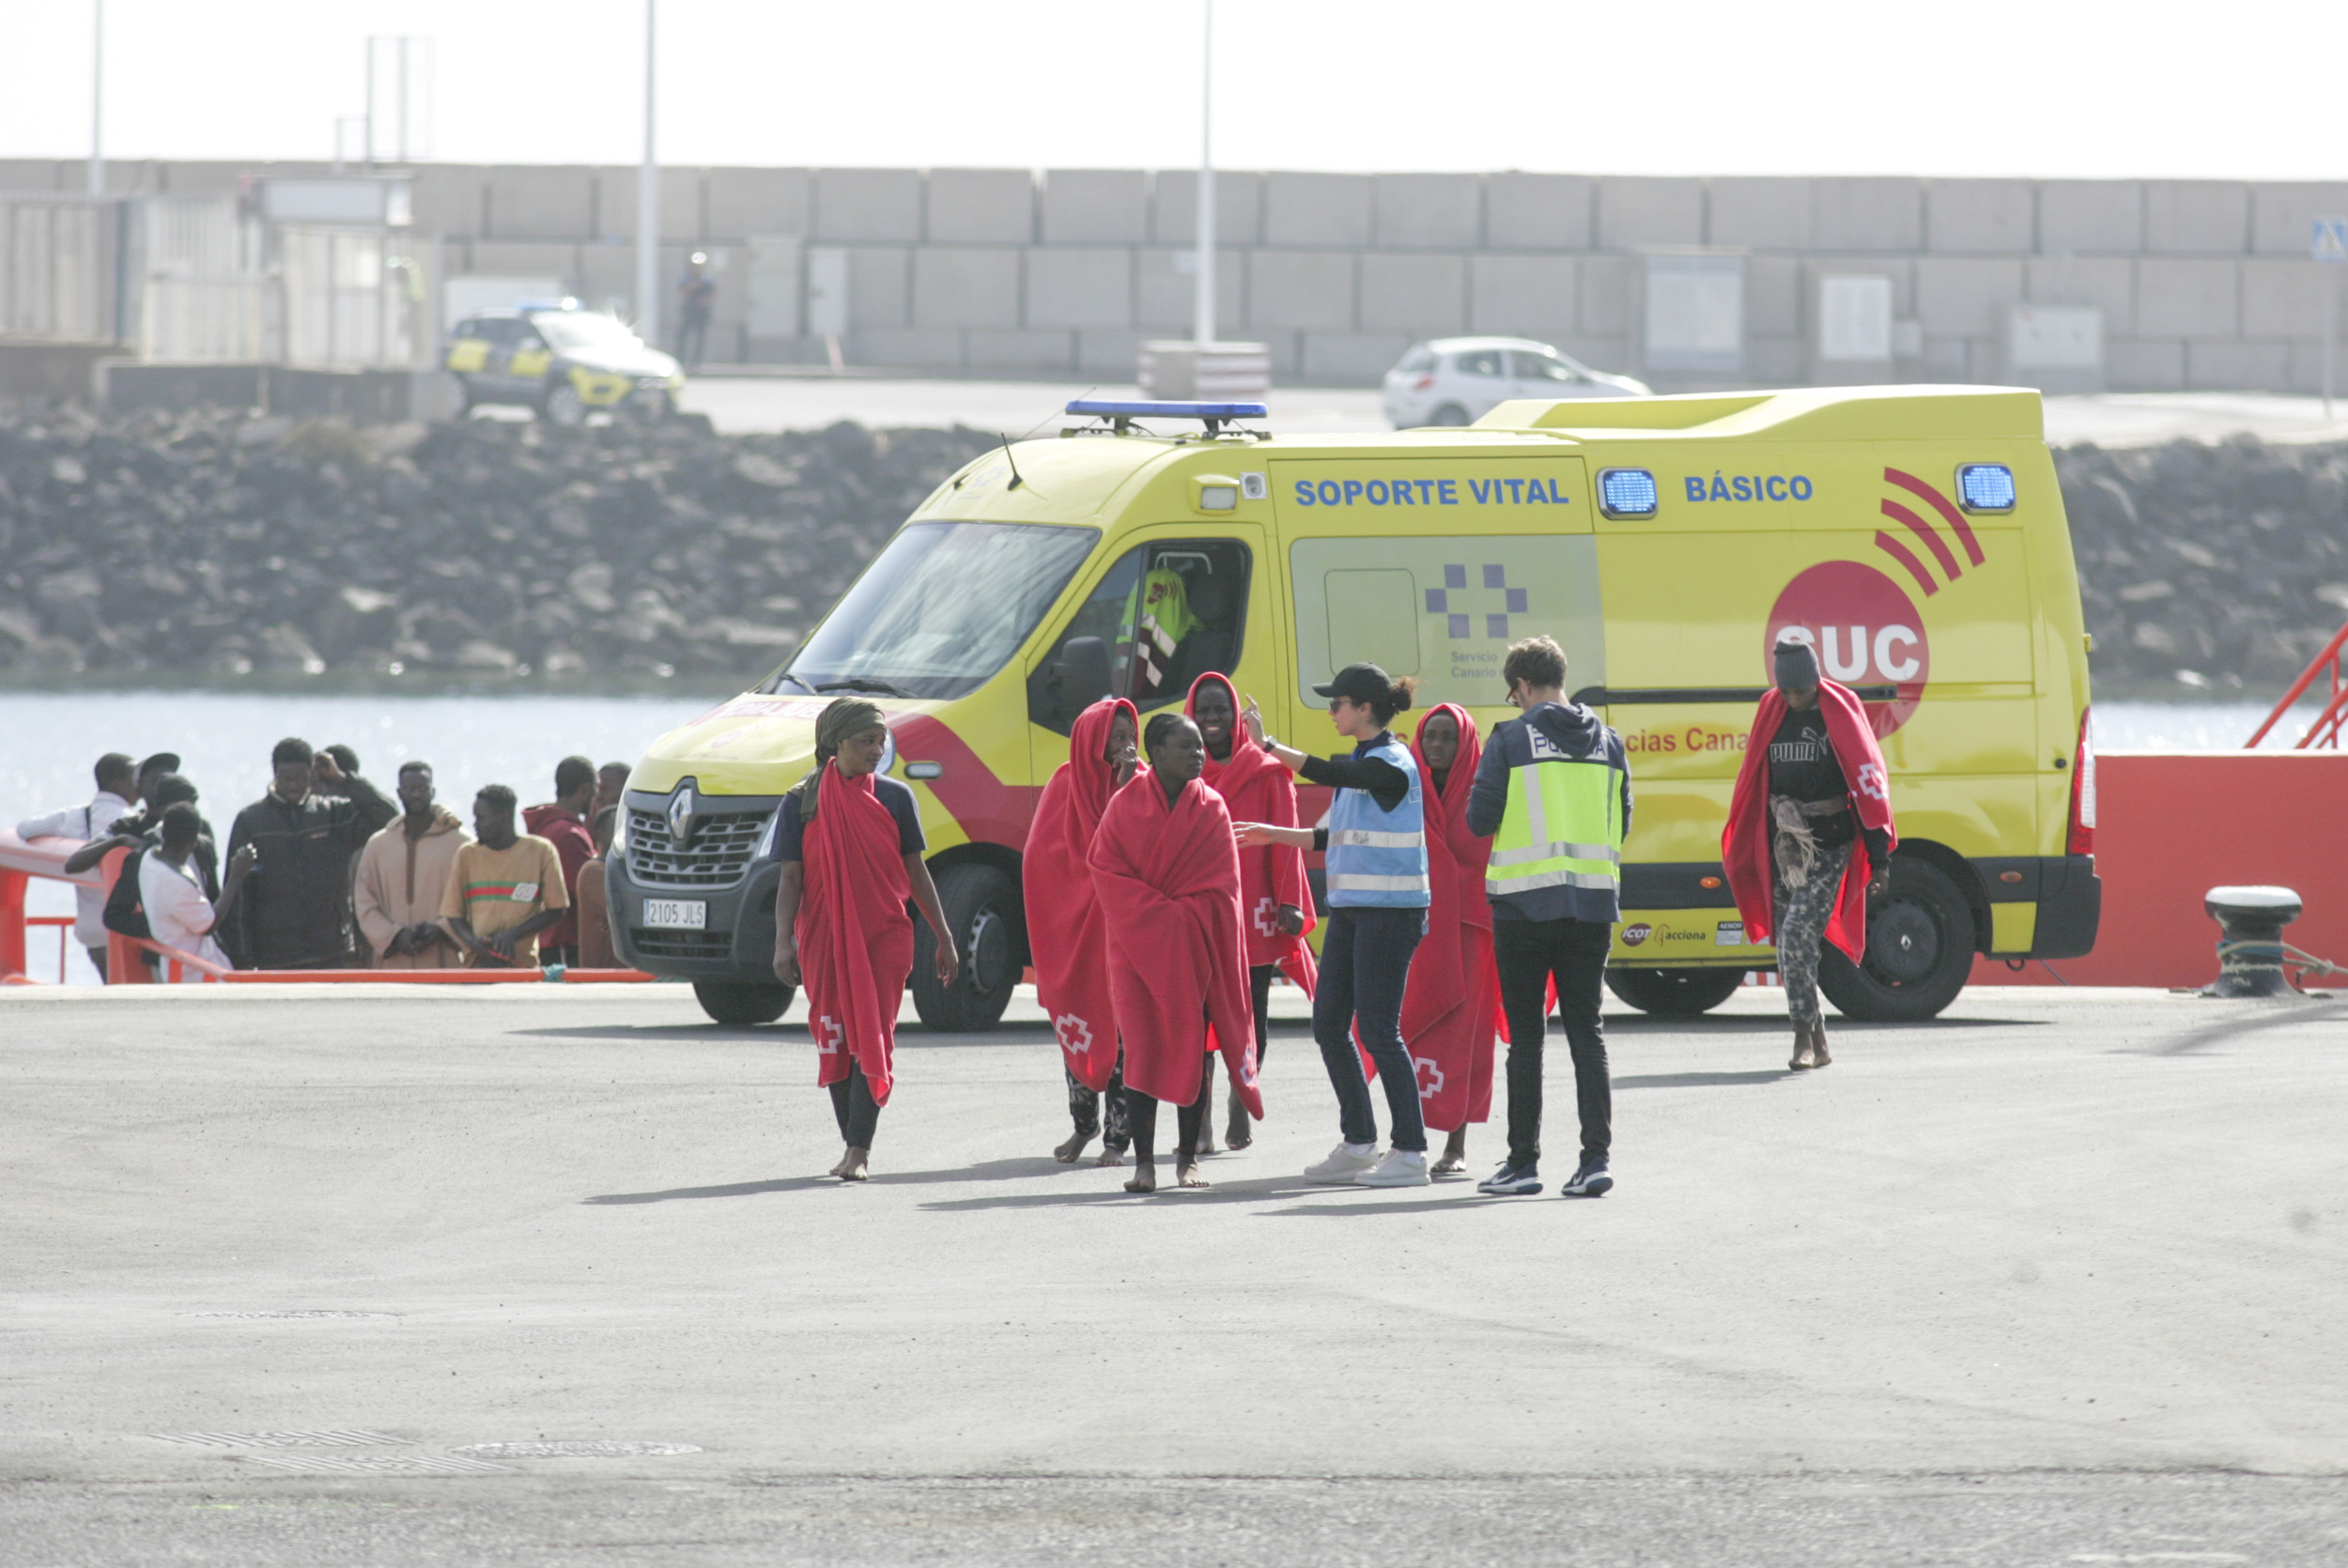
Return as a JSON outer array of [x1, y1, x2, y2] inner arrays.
[[1026, 540, 1253, 735]]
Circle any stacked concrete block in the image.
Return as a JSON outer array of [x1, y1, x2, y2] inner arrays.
[[1925, 180, 2033, 254], [1812, 178, 1923, 254], [1579, 254, 1636, 339], [583, 167, 703, 244], [1135, 249, 1244, 332], [1745, 254, 1804, 381], [408, 165, 487, 238], [1372, 175, 1481, 249], [487, 166, 597, 241], [1595, 177, 1703, 251], [1077, 329, 1149, 377], [465, 242, 581, 286], [1152, 170, 1262, 247], [912, 248, 1020, 329], [2104, 339, 2186, 391], [2038, 182, 2142, 254], [1358, 253, 1466, 334], [2134, 258, 2240, 339], [2239, 259, 2336, 340], [0, 159, 69, 192], [1246, 251, 1355, 331], [1026, 248, 1133, 330], [1302, 333, 1413, 383], [965, 329, 1074, 372], [2250, 182, 2348, 255], [1486, 173, 1593, 251], [1263, 172, 1374, 248], [1915, 257, 2026, 339], [1042, 170, 1147, 244], [813, 169, 923, 243], [2186, 340, 2292, 391], [845, 248, 911, 328], [1467, 255, 1576, 340], [1708, 177, 1812, 251], [2026, 255, 2134, 323], [926, 169, 1035, 244], [706, 167, 811, 244], [2143, 181, 2248, 254]]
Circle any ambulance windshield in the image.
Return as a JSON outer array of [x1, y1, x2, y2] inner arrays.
[[768, 521, 1099, 699]]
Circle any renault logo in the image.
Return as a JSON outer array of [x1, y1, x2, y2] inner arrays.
[[667, 784, 697, 847]]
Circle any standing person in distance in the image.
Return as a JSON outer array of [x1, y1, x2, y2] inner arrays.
[[771, 699, 959, 1183], [138, 803, 256, 977], [1466, 637, 1631, 1199], [440, 785, 570, 968], [1723, 638, 1896, 1070], [15, 752, 138, 981], [1088, 713, 1262, 1194], [524, 756, 600, 968], [224, 740, 397, 971], [1025, 696, 1140, 1166], [1401, 703, 1502, 1176], [1185, 672, 1315, 1152], [354, 762, 471, 970], [1234, 662, 1433, 1188]]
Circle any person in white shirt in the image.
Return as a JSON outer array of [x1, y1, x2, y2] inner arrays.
[[139, 804, 256, 980], [15, 752, 138, 980]]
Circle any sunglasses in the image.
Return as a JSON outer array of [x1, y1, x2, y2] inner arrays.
[[1327, 696, 1355, 714]]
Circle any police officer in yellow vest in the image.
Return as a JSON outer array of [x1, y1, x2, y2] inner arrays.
[[1464, 636, 1631, 1199]]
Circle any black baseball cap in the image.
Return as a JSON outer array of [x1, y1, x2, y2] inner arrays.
[[138, 752, 181, 777], [1314, 663, 1395, 704]]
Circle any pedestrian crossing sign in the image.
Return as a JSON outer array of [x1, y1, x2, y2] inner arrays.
[[2315, 217, 2348, 263]]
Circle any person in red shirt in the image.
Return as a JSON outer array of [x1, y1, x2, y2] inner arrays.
[[523, 755, 599, 968]]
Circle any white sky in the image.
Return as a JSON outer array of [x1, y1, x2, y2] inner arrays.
[[2, 0, 2343, 181]]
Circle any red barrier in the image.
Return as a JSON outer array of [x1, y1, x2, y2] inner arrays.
[[1972, 752, 2348, 990]]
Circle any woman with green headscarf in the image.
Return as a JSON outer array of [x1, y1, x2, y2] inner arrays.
[[772, 699, 958, 1180]]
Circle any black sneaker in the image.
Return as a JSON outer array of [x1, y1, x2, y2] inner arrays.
[[1475, 1162, 1541, 1196], [1560, 1160, 1614, 1197]]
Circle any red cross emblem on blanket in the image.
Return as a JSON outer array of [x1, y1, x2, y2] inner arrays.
[[1413, 1055, 1444, 1099], [814, 1015, 844, 1054], [1054, 1013, 1094, 1061]]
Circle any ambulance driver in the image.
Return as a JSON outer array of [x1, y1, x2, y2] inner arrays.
[[1024, 696, 1139, 1166], [1088, 713, 1263, 1195], [1236, 662, 1434, 1189], [1184, 672, 1315, 1153], [772, 699, 959, 1182], [1400, 704, 1501, 1176], [1723, 638, 1896, 1071]]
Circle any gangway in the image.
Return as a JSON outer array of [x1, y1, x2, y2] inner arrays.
[[2246, 616, 2348, 750]]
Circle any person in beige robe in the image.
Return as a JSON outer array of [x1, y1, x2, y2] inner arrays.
[[354, 761, 471, 969]]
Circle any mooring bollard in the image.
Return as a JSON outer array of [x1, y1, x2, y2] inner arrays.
[[2200, 885, 2304, 997]]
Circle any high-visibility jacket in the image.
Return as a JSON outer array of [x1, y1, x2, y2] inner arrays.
[[1485, 726, 1628, 909], [1323, 736, 1429, 909]]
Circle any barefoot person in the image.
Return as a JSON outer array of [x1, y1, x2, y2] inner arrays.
[[1400, 704, 1502, 1176], [1184, 672, 1315, 1152], [1234, 662, 1433, 1189], [1088, 713, 1263, 1194], [1723, 638, 1896, 1070], [772, 699, 959, 1181], [1025, 696, 1139, 1166]]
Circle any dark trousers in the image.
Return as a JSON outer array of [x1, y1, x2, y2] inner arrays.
[[828, 1060, 880, 1148], [1312, 905, 1428, 1153], [1067, 1056, 1131, 1150], [85, 945, 107, 983], [676, 312, 710, 370], [1493, 916, 1612, 1170], [546, 944, 580, 970], [1122, 1054, 1214, 1163]]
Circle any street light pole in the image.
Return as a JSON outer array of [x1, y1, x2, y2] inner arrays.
[[86, 0, 104, 195], [636, 0, 661, 347], [1192, 0, 1213, 348]]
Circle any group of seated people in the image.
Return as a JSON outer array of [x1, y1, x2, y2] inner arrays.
[[19, 744, 628, 980]]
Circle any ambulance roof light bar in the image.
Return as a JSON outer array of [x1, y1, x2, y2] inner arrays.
[[1065, 399, 1269, 437]]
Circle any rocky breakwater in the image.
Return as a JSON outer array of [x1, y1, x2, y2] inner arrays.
[[0, 408, 995, 685]]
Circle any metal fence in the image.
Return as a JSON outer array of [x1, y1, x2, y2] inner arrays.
[[0, 195, 116, 341]]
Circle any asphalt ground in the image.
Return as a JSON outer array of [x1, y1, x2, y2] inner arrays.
[[4, 983, 2344, 1564]]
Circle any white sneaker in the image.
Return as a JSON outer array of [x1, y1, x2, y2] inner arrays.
[[1304, 1142, 1381, 1184], [1355, 1148, 1431, 1187]]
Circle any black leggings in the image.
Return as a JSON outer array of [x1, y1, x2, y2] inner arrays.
[[1067, 1056, 1131, 1149], [828, 1060, 880, 1148], [1122, 1054, 1215, 1163]]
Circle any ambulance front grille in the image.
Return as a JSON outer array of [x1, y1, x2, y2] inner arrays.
[[626, 809, 767, 889]]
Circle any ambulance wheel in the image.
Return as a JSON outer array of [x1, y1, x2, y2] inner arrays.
[[911, 864, 1022, 1033], [1605, 966, 1745, 1018], [540, 382, 587, 425], [1818, 857, 1976, 1022], [694, 980, 793, 1026], [1429, 403, 1471, 426]]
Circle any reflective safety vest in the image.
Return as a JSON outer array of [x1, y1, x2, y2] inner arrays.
[[1323, 736, 1429, 908], [1486, 727, 1627, 900]]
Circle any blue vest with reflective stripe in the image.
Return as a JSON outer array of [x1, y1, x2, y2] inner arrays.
[[1323, 736, 1429, 908]]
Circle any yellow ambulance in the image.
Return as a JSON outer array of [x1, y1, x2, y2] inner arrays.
[[610, 388, 2099, 1029]]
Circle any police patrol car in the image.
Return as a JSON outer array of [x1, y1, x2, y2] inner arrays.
[[442, 300, 685, 424]]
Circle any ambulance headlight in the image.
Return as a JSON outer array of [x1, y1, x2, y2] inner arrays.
[[1598, 468, 1659, 519], [1956, 464, 2016, 513], [1193, 475, 1241, 513]]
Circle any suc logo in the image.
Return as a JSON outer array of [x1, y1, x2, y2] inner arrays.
[[1764, 561, 1930, 738]]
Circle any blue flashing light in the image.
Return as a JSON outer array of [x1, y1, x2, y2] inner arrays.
[[515, 297, 581, 313], [1956, 463, 2017, 513], [1066, 399, 1269, 420], [1598, 468, 1660, 518]]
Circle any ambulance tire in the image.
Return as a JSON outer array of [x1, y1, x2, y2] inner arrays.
[[1429, 404, 1471, 426], [911, 864, 1022, 1033], [452, 374, 476, 417], [1818, 857, 1976, 1022], [1605, 966, 1745, 1018], [694, 980, 793, 1026]]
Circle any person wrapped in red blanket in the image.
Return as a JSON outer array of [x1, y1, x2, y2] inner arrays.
[[1722, 639, 1897, 1071], [1023, 696, 1138, 1167], [772, 699, 959, 1181], [1184, 672, 1315, 1151], [1398, 703, 1502, 1175], [1087, 712, 1263, 1194]]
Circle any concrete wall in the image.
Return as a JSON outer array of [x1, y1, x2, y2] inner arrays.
[[12, 161, 2346, 390]]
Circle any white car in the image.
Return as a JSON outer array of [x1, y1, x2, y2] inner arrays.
[[1382, 336, 1651, 428]]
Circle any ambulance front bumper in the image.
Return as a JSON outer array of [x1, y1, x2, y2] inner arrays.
[[607, 851, 780, 981]]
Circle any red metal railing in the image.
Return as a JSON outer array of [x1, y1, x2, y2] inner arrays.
[[2247, 618, 2348, 750]]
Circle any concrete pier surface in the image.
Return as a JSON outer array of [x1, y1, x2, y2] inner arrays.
[[4, 984, 2343, 1564]]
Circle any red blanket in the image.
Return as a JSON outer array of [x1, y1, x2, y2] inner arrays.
[[1723, 681, 1898, 962], [1088, 768, 1263, 1115], [796, 761, 914, 1105], [1185, 671, 1318, 994], [1397, 704, 1501, 1130], [1022, 698, 1135, 1092]]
